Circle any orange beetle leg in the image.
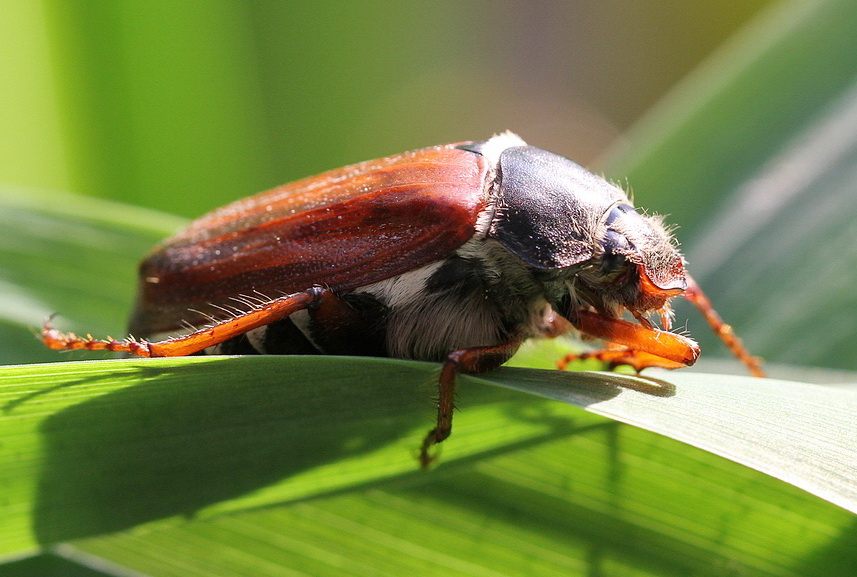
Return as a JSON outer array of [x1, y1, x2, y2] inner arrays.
[[419, 340, 522, 469], [557, 348, 687, 372], [570, 309, 700, 368], [42, 288, 325, 357]]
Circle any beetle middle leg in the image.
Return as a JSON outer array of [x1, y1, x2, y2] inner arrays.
[[420, 340, 521, 468]]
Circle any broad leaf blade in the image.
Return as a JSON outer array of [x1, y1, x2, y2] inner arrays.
[[490, 368, 857, 515], [3, 357, 857, 569], [3, 357, 856, 576], [0, 356, 600, 553], [69, 459, 857, 577]]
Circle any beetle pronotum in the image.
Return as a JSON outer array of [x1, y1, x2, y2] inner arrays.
[[43, 132, 764, 466]]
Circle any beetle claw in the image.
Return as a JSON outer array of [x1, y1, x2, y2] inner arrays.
[[418, 430, 442, 470]]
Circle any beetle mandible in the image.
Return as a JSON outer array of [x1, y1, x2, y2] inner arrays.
[[43, 132, 764, 466]]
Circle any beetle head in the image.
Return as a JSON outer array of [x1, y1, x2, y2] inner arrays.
[[574, 203, 687, 324], [482, 138, 687, 326]]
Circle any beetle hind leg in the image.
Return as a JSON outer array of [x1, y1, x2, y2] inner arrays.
[[41, 319, 154, 356], [42, 287, 328, 357]]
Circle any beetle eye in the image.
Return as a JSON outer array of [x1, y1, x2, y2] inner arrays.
[[605, 204, 636, 226], [600, 251, 626, 274], [600, 229, 632, 275]]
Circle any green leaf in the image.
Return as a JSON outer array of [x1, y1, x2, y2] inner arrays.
[[2, 358, 856, 576]]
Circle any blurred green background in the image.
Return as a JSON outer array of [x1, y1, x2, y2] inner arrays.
[[1, 0, 771, 220]]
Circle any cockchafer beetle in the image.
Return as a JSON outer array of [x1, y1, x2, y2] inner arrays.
[[43, 132, 764, 466]]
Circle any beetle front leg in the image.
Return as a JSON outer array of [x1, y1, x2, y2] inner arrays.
[[567, 309, 700, 369], [42, 287, 328, 357], [420, 341, 521, 469], [557, 348, 688, 372]]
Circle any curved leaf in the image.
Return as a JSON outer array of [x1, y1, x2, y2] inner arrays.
[[2, 357, 857, 576]]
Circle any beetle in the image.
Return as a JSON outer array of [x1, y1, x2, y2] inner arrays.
[[43, 131, 764, 466]]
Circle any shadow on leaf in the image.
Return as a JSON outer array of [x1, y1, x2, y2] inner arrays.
[[30, 357, 618, 543]]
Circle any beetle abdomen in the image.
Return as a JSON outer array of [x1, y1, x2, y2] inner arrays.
[[211, 318, 321, 356], [202, 238, 548, 362], [130, 144, 489, 337], [206, 292, 390, 357]]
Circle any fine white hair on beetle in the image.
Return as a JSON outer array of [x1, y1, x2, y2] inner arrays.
[[478, 131, 528, 167], [473, 133, 527, 239]]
